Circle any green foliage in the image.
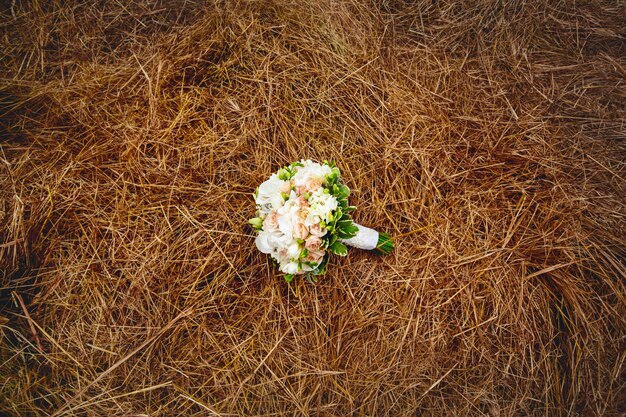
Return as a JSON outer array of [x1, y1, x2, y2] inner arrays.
[[277, 161, 305, 180], [335, 218, 358, 239], [277, 168, 290, 180], [323, 233, 337, 249], [328, 241, 347, 256], [312, 256, 329, 275], [323, 165, 358, 243]]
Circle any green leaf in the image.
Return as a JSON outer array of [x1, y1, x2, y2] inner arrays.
[[336, 220, 358, 239], [326, 167, 341, 185], [284, 274, 294, 283], [337, 218, 357, 230], [312, 256, 329, 275], [323, 233, 337, 249], [340, 184, 350, 198], [328, 241, 348, 256]]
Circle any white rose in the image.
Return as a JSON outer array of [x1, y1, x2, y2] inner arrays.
[[255, 231, 275, 254], [292, 161, 332, 188], [271, 232, 291, 248], [277, 209, 295, 241], [287, 242, 301, 259], [273, 248, 289, 264], [256, 174, 288, 213], [276, 193, 305, 241], [280, 261, 300, 275], [256, 229, 292, 256]]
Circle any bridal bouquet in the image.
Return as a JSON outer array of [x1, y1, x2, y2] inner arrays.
[[249, 160, 393, 282]]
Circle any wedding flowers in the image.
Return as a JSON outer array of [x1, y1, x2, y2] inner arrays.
[[249, 160, 394, 282]]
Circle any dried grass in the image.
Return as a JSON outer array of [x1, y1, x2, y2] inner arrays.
[[1, 0, 624, 416]]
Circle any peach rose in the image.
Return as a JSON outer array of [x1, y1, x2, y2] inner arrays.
[[279, 181, 292, 194], [263, 210, 279, 231], [294, 221, 309, 240], [305, 250, 325, 263], [305, 236, 322, 251], [309, 223, 326, 237], [297, 207, 309, 222], [305, 178, 322, 192], [295, 196, 309, 207]]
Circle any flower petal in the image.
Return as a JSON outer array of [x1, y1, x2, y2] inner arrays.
[[255, 232, 273, 254]]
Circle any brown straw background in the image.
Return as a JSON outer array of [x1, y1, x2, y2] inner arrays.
[[1, 1, 624, 416]]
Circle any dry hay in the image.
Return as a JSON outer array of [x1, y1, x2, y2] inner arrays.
[[0, 1, 624, 416]]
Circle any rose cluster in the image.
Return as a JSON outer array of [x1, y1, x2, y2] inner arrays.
[[249, 160, 358, 281]]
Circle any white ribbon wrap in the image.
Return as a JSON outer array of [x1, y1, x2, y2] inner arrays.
[[341, 223, 379, 250]]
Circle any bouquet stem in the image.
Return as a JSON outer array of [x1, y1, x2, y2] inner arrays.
[[341, 223, 394, 255], [375, 232, 394, 255]]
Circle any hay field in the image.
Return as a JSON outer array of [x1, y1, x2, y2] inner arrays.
[[1, 1, 624, 415]]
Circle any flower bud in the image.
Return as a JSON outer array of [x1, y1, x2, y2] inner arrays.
[[248, 217, 263, 229]]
